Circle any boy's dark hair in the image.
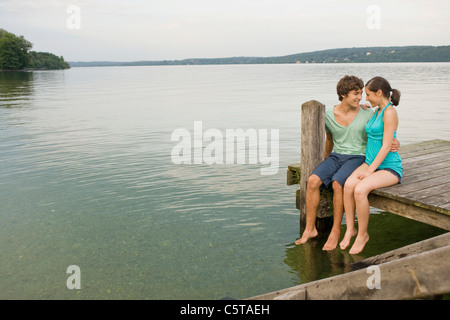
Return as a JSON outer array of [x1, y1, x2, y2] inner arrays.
[[336, 75, 364, 101]]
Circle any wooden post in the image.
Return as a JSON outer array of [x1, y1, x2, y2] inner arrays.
[[299, 100, 332, 231]]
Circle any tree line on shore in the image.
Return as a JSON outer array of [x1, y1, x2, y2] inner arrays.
[[70, 45, 450, 68], [0, 29, 70, 71], [2, 27, 448, 70]]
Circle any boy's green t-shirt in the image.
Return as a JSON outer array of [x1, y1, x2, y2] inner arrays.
[[325, 106, 374, 155]]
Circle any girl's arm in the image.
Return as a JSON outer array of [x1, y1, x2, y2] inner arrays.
[[358, 107, 399, 178]]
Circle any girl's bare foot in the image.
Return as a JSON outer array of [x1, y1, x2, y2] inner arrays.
[[295, 228, 318, 245], [339, 229, 357, 250], [349, 233, 370, 255]]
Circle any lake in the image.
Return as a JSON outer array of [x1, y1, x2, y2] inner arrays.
[[0, 63, 448, 299]]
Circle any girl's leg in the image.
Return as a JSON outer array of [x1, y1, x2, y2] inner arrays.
[[340, 163, 368, 250], [350, 170, 399, 254]]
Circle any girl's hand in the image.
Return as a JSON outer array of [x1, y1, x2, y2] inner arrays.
[[356, 169, 372, 180]]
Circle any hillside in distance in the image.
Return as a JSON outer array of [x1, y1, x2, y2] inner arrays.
[[69, 45, 450, 67]]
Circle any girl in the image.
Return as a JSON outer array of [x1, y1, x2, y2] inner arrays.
[[340, 77, 403, 254]]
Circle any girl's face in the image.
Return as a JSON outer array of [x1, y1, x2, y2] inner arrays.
[[365, 88, 380, 106]]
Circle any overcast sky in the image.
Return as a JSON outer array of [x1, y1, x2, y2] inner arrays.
[[0, 0, 449, 62]]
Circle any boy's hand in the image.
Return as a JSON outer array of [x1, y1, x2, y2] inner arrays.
[[360, 102, 371, 110], [391, 138, 400, 152]]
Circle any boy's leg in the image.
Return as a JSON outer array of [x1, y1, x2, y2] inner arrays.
[[296, 155, 339, 245], [295, 174, 321, 244], [322, 180, 344, 250]]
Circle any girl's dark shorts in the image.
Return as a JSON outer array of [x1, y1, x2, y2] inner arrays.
[[376, 168, 402, 183], [311, 152, 366, 188]]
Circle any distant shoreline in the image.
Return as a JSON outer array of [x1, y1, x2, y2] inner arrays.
[[0, 68, 67, 72], [69, 45, 450, 68]]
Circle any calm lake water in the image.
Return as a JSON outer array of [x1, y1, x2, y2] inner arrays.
[[0, 63, 448, 299]]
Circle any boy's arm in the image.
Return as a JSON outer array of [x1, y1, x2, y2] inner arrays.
[[324, 133, 333, 159]]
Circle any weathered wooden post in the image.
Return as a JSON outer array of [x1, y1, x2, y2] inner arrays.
[[287, 100, 333, 232]]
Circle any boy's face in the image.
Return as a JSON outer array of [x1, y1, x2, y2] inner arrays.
[[342, 88, 362, 108]]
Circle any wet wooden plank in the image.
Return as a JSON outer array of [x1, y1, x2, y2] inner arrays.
[[384, 175, 450, 197], [248, 245, 450, 300], [401, 160, 450, 176], [402, 150, 450, 166], [406, 183, 450, 201], [352, 233, 450, 269], [421, 191, 450, 207], [400, 140, 450, 157], [368, 193, 450, 230], [370, 140, 450, 224]]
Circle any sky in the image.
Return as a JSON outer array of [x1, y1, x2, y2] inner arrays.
[[0, 0, 449, 62]]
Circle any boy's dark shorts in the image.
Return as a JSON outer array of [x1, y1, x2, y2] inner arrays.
[[312, 152, 366, 188]]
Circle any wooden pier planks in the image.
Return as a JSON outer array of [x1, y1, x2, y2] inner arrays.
[[369, 139, 450, 230]]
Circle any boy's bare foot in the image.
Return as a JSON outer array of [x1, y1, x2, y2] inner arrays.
[[349, 233, 370, 255], [322, 229, 340, 251], [295, 228, 318, 245], [339, 229, 357, 250]]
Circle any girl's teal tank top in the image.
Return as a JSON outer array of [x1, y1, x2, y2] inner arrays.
[[364, 103, 403, 178]]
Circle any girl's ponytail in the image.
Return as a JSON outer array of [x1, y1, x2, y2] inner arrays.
[[390, 88, 401, 106]]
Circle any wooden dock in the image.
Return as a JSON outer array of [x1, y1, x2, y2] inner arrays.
[[368, 139, 450, 230], [287, 139, 450, 231], [248, 101, 450, 300]]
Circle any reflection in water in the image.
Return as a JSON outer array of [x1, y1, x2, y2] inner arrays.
[[0, 71, 34, 108], [283, 212, 445, 287], [284, 231, 357, 286]]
